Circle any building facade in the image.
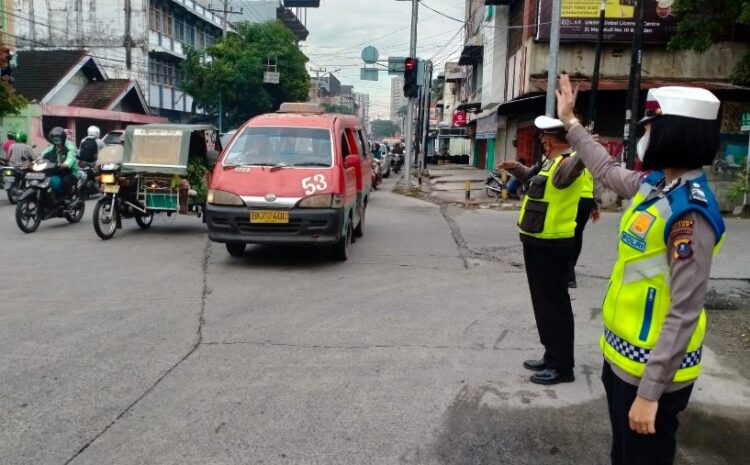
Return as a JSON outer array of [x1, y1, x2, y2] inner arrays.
[[390, 76, 408, 124]]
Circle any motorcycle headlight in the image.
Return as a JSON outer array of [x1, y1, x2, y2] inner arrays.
[[100, 173, 116, 184], [101, 163, 120, 171], [207, 189, 244, 206], [297, 194, 343, 208], [3, 169, 12, 176]]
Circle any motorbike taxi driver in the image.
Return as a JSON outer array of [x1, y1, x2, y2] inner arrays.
[[42, 127, 78, 198]]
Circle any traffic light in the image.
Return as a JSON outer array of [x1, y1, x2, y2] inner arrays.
[[403, 57, 419, 98]]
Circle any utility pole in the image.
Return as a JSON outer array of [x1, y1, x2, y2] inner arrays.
[[208, 1, 243, 38], [404, 0, 418, 187], [420, 61, 432, 174], [623, 0, 645, 169], [587, 0, 606, 130], [309, 67, 327, 103], [545, 0, 562, 116]]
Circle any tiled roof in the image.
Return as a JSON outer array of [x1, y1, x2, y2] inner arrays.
[[70, 79, 132, 109], [14, 50, 87, 101]]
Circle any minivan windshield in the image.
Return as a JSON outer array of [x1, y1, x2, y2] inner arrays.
[[223, 127, 333, 167]]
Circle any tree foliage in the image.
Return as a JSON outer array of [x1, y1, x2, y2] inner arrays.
[[180, 21, 310, 128], [370, 119, 398, 139], [321, 103, 354, 114], [669, 0, 750, 84], [0, 79, 27, 118]]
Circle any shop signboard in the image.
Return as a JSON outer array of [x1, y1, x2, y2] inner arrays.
[[741, 112, 750, 133], [536, 0, 679, 44], [452, 110, 468, 127], [476, 111, 498, 140]]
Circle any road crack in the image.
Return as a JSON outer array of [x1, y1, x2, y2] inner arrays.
[[62, 240, 211, 465]]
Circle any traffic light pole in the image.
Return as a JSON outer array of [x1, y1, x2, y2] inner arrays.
[[404, 0, 419, 187]]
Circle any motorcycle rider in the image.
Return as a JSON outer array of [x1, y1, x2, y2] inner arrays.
[[3, 130, 16, 159], [7, 131, 34, 166], [78, 125, 104, 163], [42, 127, 78, 200]]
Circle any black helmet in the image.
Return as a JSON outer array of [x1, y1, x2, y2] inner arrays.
[[7, 130, 15, 140], [49, 127, 66, 145]]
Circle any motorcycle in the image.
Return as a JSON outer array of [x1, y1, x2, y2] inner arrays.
[[2, 161, 28, 204], [93, 163, 154, 240], [391, 153, 403, 174], [485, 170, 526, 199], [14, 159, 85, 233], [371, 159, 382, 191], [77, 160, 101, 200]]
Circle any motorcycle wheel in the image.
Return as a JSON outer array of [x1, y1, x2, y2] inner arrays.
[[64, 200, 86, 223], [135, 212, 154, 229], [15, 197, 41, 233], [485, 180, 501, 199], [93, 198, 117, 240], [7, 185, 21, 204]]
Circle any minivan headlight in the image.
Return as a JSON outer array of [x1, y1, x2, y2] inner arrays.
[[207, 189, 245, 206], [297, 194, 343, 208]]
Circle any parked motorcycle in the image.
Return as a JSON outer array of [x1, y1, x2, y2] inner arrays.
[[14, 159, 85, 233], [485, 170, 526, 199], [2, 162, 27, 204]]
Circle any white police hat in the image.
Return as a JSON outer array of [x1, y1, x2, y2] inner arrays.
[[534, 116, 564, 131], [639, 86, 720, 125]]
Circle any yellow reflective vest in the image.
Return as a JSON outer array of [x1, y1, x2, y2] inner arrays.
[[581, 168, 594, 199], [518, 153, 584, 240], [601, 171, 725, 382]]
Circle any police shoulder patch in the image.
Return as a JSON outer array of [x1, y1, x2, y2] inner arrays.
[[673, 237, 693, 260]]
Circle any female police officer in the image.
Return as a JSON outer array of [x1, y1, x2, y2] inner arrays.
[[556, 74, 725, 465]]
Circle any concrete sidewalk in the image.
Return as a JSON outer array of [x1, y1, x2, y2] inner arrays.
[[423, 164, 522, 209]]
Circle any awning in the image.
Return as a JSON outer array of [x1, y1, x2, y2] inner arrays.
[[496, 95, 545, 116], [458, 45, 483, 65], [455, 101, 482, 111], [530, 77, 750, 93], [476, 104, 501, 140]]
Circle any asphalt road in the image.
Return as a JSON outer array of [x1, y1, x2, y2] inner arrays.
[[1, 178, 748, 465]]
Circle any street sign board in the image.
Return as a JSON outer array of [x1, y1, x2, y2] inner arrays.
[[741, 112, 750, 133], [388, 56, 407, 75], [263, 72, 280, 84], [361, 46, 379, 64], [360, 68, 378, 81]]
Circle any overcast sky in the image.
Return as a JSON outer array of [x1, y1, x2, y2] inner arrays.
[[302, 0, 466, 120]]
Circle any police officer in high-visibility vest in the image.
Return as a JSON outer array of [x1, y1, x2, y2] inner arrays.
[[556, 74, 725, 465], [497, 116, 588, 385]]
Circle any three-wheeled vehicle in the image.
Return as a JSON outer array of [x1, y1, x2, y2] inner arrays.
[[93, 124, 220, 240]]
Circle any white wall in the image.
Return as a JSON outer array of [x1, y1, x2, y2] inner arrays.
[[47, 70, 89, 106]]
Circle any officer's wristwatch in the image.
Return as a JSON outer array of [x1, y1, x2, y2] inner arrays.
[[562, 117, 580, 131]]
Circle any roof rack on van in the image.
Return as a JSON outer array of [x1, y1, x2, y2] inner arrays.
[[277, 102, 324, 114]]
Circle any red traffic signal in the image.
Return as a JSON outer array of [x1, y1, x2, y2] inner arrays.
[[403, 57, 419, 98]]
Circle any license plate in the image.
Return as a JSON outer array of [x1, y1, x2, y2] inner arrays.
[[250, 210, 289, 224], [26, 172, 45, 180], [103, 184, 120, 194]]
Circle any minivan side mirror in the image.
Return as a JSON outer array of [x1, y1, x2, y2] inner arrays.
[[345, 154, 359, 169], [207, 149, 220, 167]]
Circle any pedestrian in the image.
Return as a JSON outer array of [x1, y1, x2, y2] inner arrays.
[[3, 130, 16, 160], [568, 162, 599, 288], [496, 115, 588, 385], [556, 73, 725, 465]]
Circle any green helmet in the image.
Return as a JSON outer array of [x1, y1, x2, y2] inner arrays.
[[16, 131, 27, 143]]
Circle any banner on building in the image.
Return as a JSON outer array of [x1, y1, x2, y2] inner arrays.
[[430, 102, 440, 126], [536, 0, 678, 44], [476, 111, 498, 140], [452, 110, 467, 127]]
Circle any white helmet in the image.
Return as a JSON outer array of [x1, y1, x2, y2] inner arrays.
[[87, 125, 101, 138]]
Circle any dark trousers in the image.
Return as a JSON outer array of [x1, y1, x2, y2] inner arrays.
[[522, 242, 575, 374], [601, 363, 693, 465], [569, 197, 597, 283]]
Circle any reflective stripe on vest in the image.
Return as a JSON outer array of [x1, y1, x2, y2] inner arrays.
[[517, 154, 584, 240], [600, 171, 725, 383]]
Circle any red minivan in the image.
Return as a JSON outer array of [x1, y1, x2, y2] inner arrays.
[[205, 103, 373, 260]]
